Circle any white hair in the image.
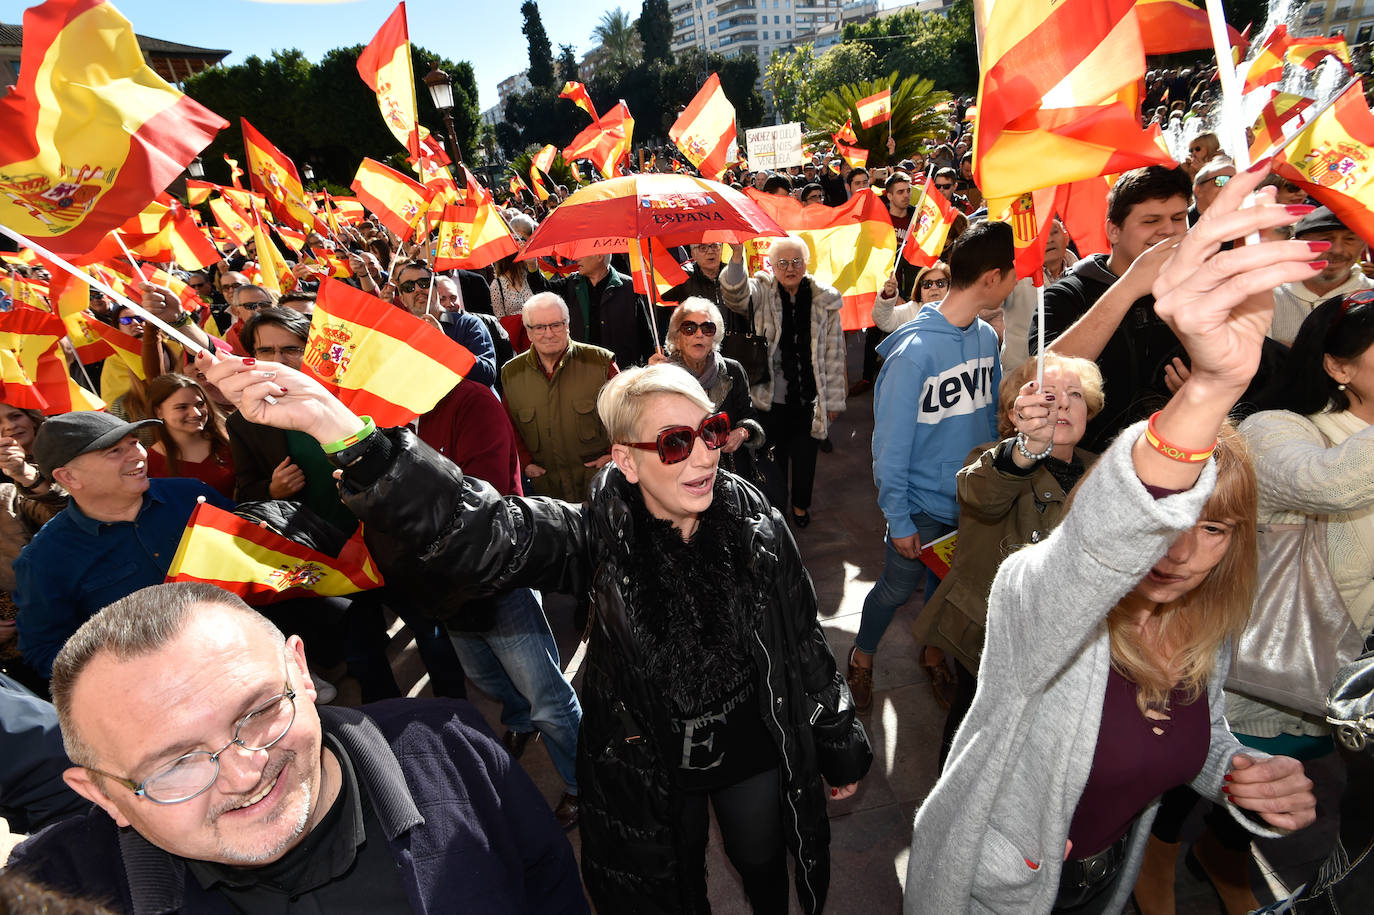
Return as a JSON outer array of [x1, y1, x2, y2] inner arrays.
[[522, 291, 570, 322], [767, 235, 808, 265]]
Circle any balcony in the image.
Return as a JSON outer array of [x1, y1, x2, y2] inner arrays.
[[718, 30, 760, 47], [717, 0, 757, 16], [719, 14, 757, 30]]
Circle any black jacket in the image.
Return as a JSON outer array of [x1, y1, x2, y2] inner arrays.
[[333, 429, 872, 914]]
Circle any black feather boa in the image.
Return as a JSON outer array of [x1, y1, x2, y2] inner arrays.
[[623, 481, 756, 716]]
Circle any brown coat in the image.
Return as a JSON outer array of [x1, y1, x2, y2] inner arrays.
[[913, 440, 1096, 672]]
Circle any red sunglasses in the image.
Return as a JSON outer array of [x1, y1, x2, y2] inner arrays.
[[623, 412, 731, 464]]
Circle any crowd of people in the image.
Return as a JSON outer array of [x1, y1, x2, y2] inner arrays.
[[0, 83, 1371, 915]]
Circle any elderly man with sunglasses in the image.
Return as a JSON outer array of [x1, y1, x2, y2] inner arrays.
[[393, 259, 498, 389], [7, 582, 587, 914]]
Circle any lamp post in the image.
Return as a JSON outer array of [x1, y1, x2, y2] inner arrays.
[[302, 162, 314, 186], [187, 157, 205, 180], [422, 60, 464, 168]]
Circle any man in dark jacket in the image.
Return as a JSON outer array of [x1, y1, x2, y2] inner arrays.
[[560, 254, 654, 368], [9, 582, 586, 914]]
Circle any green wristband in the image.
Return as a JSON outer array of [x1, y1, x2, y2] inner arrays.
[[321, 416, 376, 454]]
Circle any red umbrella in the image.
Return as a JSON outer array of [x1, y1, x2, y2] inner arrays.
[[516, 173, 787, 261]]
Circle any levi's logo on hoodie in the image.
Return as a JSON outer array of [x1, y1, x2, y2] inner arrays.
[[919, 356, 998, 423]]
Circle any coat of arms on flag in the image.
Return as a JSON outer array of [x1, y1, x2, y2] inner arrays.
[[304, 322, 357, 383]]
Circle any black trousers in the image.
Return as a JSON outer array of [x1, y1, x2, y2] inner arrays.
[[681, 768, 790, 914], [759, 400, 819, 512], [861, 327, 889, 382]]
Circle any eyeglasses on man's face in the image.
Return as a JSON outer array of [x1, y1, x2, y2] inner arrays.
[[84, 681, 297, 805], [397, 276, 433, 294], [525, 319, 568, 334], [254, 345, 306, 359], [118, 315, 145, 326], [935, 182, 955, 191]]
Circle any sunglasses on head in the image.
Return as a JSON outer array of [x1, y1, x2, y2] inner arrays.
[[1340, 288, 1374, 318], [623, 412, 731, 464], [679, 320, 717, 337], [398, 276, 432, 294]]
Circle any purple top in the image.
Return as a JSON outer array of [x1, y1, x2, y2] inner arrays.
[[1067, 667, 1209, 857]]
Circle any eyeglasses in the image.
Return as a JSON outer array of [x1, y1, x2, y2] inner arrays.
[[691, 242, 722, 251], [398, 277, 433, 294], [773, 257, 806, 270], [525, 319, 568, 334], [623, 412, 731, 465], [84, 681, 297, 805], [237, 299, 272, 309], [1206, 175, 1233, 188], [118, 315, 144, 325], [254, 345, 306, 359], [679, 320, 717, 337], [920, 278, 949, 290], [220, 281, 243, 291], [1339, 288, 1374, 319]]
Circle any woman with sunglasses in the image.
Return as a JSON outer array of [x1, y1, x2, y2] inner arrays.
[[871, 261, 951, 333], [651, 297, 763, 479], [199, 354, 873, 915]]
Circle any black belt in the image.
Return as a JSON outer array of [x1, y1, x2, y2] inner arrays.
[[1054, 830, 1131, 911]]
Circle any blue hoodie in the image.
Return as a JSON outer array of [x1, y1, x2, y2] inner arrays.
[[872, 303, 1001, 535]]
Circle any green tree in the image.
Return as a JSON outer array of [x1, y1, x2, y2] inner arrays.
[[638, 0, 673, 64], [842, 1, 978, 95], [803, 73, 952, 163], [811, 42, 881, 102], [557, 44, 579, 84], [593, 8, 642, 71], [509, 145, 580, 197], [763, 43, 814, 124], [521, 0, 555, 89]]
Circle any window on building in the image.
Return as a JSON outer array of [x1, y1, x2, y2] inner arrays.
[[774, 14, 780, 23], [775, 29, 780, 38], [1358, 22, 1374, 42], [1335, 5, 1351, 20], [709, 24, 716, 33], [786, 14, 791, 22]]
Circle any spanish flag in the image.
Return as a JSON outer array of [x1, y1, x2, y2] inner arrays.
[[241, 118, 318, 234], [224, 154, 244, 189], [1134, 0, 1245, 56], [306, 278, 475, 426], [669, 74, 738, 182], [1242, 25, 1292, 93], [744, 188, 896, 331], [509, 173, 533, 199], [128, 199, 222, 270], [209, 195, 254, 252], [563, 101, 635, 179], [184, 180, 217, 207], [167, 501, 383, 605], [1286, 35, 1353, 74], [560, 81, 598, 121], [83, 313, 147, 380], [628, 237, 690, 302], [0, 0, 226, 258], [834, 138, 868, 170], [433, 203, 519, 271], [351, 158, 431, 241], [835, 119, 859, 145], [529, 145, 558, 202], [248, 204, 293, 296], [1274, 79, 1374, 246], [1250, 91, 1313, 160], [901, 181, 960, 269], [856, 88, 892, 129], [357, 2, 423, 159], [0, 309, 106, 413]]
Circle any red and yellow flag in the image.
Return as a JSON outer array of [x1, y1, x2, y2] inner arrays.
[[351, 158, 432, 241], [1242, 25, 1292, 93], [43, 266, 116, 363], [529, 144, 558, 202], [209, 194, 254, 252], [83, 311, 147, 379], [856, 89, 892, 129], [0, 0, 226, 258], [669, 73, 738, 182], [509, 173, 533, 199], [433, 203, 519, 271], [1250, 91, 1314, 160], [305, 278, 475, 426], [835, 119, 859, 145], [628, 237, 690, 302], [972, 0, 1171, 201], [1286, 35, 1352, 74], [0, 308, 106, 412], [560, 81, 598, 121], [224, 154, 244, 189], [357, 2, 423, 159], [1274, 79, 1374, 246], [1134, 0, 1245, 56], [834, 138, 868, 170], [744, 188, 896, 330], [184, 180, 217, 207], [241, 118, 318, 234], [167, 501, 383, 605], [248, 204, 293, 296], [128, 198, 222, 269], [563, 101, 635, 179], [901, 180, 960, 269]]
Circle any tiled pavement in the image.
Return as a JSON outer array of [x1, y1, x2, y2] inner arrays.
[[0, 336, 1344, 913]]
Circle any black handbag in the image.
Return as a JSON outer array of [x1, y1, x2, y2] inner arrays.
[[722, 296, 770, 386]]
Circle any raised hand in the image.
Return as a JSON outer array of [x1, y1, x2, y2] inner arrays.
[[197, 352, 364, 446]]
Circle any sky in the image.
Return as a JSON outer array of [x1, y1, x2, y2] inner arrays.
[[40, 0, 644, 112]]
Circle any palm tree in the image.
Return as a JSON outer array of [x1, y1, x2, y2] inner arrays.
[[803, 73, 953, 167], [591, 8, 641, 72]]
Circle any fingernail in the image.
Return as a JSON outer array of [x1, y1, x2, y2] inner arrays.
[[1224, 773, 1233, 782], [1307, 240, 1332, 252], [1221, 785, 1231, 794], [243, 358, 256, 366], [831, 788, 838, 797], [1309, 260, 1329, 271], [1246, 156, 1274, 174], [1286, 204, 1317, 216]]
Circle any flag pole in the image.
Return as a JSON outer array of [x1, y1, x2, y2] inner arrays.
[[1035, 280, 1046, 392], [641, 237, 663, 355], [1204, 0, 1262, 245], [110, 231, 147, 285], [894, 164, 936, 274], [0, 225, 211, 357]]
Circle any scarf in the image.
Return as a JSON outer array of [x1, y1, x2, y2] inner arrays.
[[675, 351, 722, 392], [778, 281, 816, 406]]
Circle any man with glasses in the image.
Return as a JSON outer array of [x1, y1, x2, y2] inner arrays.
[[664, 242, 726, 311], [501, 293, 618, 504], [1188, 156, 1236, 226], [8, 582, 587, 912], [852, 172, 918, 398], [933, 167, 971, 215], [1269, 206, 1373, 346], [223, 283, 277, 356], [393, 260, 498, 389]]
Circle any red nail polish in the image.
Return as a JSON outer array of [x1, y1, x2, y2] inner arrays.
[[1224, 773, 1233, 782], [1309, 260, 1329, 271], [1246, 156, 1274, 174], [243, 358, 256, 366], [1307, 240, 1333, 252], [1221, 785, 1231, 794], [831, 788, 838, 797], [1286, 204, 1317, 216], [277, 385, 289, 396]]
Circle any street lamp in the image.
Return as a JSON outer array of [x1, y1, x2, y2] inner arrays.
[[422, 60, 464, 167], [302, 162, 315, 184], [187, 157, 205, 180]]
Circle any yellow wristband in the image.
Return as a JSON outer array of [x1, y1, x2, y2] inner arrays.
[[1144, 411, 1216, 463]]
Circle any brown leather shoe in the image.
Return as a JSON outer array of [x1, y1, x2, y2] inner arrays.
[[847, 646, 873, 714], [554, 791, 579, 831], [503, 729, 538, 760]]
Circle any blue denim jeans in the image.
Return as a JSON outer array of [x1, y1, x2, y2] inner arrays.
[[449, 588, 582, 791], [854, 512, 955, 656]]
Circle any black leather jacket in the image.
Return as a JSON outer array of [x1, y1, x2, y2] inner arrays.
[[336, 429, 872, 914]]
